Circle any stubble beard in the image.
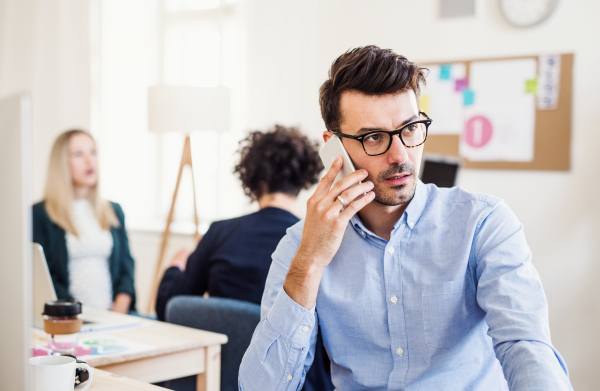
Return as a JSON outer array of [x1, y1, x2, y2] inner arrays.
[[371, 163, 417, 206]]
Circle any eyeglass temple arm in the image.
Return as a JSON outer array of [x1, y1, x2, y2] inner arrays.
[[328, 130, 357, 140]]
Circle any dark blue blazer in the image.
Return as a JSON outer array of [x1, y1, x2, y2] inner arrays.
[[32, 201, 136, 310], [156, 207, 299, 319]]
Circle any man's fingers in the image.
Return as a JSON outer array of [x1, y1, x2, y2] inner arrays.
[[328, 169, 369, 201], [333, 181, 374, 212], [313, 156, 343, 198], [340, 191, 375, 220]]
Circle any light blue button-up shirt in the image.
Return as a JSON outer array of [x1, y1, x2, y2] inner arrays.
[[239, 181, 572, 390]]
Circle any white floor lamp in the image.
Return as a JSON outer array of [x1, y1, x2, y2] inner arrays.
[[147, 85, 231, 313]]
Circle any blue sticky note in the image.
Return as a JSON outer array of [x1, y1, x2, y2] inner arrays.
[[440, 65, 451, 80], [463, 89, 474, 106]]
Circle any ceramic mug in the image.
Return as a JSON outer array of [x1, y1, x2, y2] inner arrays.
[[29, 355, 93, 391]]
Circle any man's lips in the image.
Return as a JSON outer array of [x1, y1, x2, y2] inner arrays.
[[384, 173, 411, 185]]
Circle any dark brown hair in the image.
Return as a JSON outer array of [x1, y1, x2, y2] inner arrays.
[[319, 45, 427, 131], [234, 125, 324, 200]]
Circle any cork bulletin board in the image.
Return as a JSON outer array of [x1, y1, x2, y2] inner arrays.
[[420, 53, 573, 171]]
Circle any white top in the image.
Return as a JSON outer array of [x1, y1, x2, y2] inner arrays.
[[66, 199, 114, 310]]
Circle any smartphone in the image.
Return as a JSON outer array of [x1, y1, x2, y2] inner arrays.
[[319, 135, 358, 188]]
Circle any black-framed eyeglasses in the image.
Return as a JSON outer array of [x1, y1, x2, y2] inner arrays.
[[329, 111, 432, 156]]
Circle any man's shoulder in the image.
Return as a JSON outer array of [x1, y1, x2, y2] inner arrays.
[[425, 183, 502, 210], [422, 184, 519, 233], [269, 220, 305, 263], [283, 219, 305, 244]]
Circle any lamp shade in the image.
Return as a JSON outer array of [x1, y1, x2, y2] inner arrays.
[[148, 85, 231, 134]]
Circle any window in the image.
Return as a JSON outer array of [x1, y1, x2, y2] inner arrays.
[[97, 0, 245, 234], [160, 0, 239, 229]]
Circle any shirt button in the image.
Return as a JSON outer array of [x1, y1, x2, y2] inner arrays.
[[302, 325, 309, 333], [397, 347, 403, 355], [287, 375, 293, 381], [391, 295, 397, 304], [361, 230, 366, 237], [388, 247, 395, 254]]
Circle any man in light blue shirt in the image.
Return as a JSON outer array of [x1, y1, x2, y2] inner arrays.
[[239, 46, 572, 390]]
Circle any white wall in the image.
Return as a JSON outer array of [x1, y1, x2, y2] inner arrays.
[[243, 0, 600, 389], [0, 1, 88, 387], [0, 0, 91, 202]]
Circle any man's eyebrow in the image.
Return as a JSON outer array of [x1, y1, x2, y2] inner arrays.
[[355, 114, 420, 135]]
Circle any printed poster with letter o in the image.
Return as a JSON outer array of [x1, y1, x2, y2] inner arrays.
[[459, 59, 537, 162]]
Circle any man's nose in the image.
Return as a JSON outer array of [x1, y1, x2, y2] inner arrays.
[[386, 134, 409, 165]]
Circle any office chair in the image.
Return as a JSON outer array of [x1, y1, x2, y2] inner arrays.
[[164, 296, 261, 391]]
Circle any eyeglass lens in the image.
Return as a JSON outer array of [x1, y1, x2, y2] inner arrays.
[[362, 122, 427, 155]]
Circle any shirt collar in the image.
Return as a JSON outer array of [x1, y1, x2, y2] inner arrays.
[[350, 214, 373, 236], [397, 179, 428, 230], [351, 179, 429, 234]]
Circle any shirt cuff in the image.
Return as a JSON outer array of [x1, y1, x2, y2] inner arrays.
[[266, 288, 316, 345]]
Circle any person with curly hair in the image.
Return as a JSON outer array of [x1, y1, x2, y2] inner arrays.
[[156, 125, 323, 316], [155, 125, 333, 391]]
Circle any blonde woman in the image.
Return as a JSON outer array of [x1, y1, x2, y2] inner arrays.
[[33, 130, 135, 313]]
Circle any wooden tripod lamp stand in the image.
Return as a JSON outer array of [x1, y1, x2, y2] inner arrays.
[[147, 85, 231, 313]]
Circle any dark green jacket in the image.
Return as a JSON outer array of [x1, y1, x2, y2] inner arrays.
[[32, 201, 136, 310]]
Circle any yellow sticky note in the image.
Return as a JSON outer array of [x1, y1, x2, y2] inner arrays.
[[525, 78, 538, 94], [420, 95, 429, 113]]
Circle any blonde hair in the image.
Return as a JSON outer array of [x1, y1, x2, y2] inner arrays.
[[44, 129, 119, 236]]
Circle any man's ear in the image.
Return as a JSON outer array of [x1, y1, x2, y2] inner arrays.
[[323, 131, 332, 143]]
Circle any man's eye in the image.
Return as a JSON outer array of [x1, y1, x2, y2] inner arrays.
[[365, 134, 381, 142], [405, 124, 417, 132]]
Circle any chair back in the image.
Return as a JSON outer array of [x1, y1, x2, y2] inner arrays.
[[166, 296, 261, 391]]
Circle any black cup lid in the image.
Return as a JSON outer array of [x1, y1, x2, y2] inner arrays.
[[43, 300, 82, 317]]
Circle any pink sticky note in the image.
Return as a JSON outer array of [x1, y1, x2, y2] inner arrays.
[[455, 78, 468, 92]]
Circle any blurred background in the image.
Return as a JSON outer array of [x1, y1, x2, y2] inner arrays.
[[1, 0, 599, 388]]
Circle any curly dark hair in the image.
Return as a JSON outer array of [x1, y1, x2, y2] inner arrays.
[[234, 125, 324, 200]]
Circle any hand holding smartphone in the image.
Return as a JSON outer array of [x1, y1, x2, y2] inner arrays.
[[282, 137, 374, 310], [319, 135, 358, 188]]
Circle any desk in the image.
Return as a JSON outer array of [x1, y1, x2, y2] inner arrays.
[[81, 369, 167, 390], [35, 311, 228, 391]]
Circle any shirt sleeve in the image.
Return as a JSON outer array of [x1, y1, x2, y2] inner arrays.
[[239, 227, 320, 391], [473, 202, 573, 390], [155, 222, 218, 321]]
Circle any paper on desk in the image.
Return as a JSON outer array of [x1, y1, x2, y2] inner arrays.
[[459, 59, 536, 162], [420, 63, 467, 135], [77, 335, 155, 360], [32, 335, 155, 361]]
